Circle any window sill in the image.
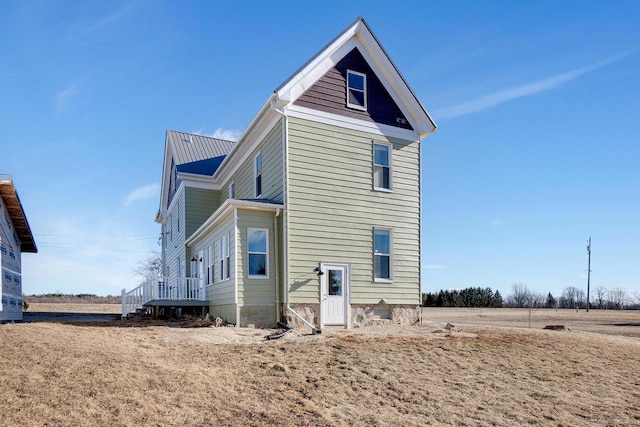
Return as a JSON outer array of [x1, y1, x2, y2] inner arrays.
[[215, 278, 231, 284], [248, 275, 269, 280], [374, 278, 393, 284], [373, 187, 393, 193], [346, 104, 367, 112]]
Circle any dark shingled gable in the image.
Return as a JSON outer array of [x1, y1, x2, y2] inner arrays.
[[294, 47, 413, 130]]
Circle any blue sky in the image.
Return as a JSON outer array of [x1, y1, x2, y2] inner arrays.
[[2, 1, 639, 300]]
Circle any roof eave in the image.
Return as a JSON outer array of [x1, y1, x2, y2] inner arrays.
[[0, 175, 37, 253]]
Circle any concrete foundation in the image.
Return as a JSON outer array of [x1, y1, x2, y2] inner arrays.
[[351, 304, 420, 328], [286, 304, 319, 328], [287, 303, 420, 329], [239, 305, 277, 328]]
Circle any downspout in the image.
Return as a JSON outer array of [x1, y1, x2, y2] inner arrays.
[[270, 97, 320, 333], [273, 207, 281, 322], [234, 207, 239, 327]]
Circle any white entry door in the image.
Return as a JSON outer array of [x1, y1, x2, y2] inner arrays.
[[321, 263, 349, 326]]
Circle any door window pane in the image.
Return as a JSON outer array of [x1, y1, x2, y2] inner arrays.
[[328, 269, 343, 296]]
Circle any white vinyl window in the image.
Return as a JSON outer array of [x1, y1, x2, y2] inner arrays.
[[206, 246, 214, 285], [373, 142, 392, 191], [254, 153, 262, 198], [347, 70, 367, 111], [247, 228, 268, 278], [373, 228, 392, 281], [217, 233, 230, 281]]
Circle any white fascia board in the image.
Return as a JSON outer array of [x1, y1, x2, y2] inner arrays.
[[285, 104, 420, 141], [177, 172, 222, 190], [158, 135, 173, 219], [276, 21, 436, 140], [354, 29, 437, 138], [186, 199, 284, 247], [186, 202, 234, 247], [276, 21, 362, 103], [213, 110, 281, 184], [209, 94, 276, 182]]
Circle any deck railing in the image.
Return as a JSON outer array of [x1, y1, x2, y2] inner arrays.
[[121, 273, 206, 318]]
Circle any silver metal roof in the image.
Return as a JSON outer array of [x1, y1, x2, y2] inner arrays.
[[166, 130, 236, 166]]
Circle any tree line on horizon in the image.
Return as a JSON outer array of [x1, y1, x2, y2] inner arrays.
[[423, 283, 639, 310]]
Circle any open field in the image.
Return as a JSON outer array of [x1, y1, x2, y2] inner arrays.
[[424, 307, 640, 338], [1, 309, 638, 426], [25, 303, 122, 314]]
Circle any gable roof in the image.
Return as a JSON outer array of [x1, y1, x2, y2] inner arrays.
[[273, 17, 437, 139], [166, 130, 236, 166], [157, 131, 237, 219], [207, 17, 437, 186], [0, 175, 37, 253]]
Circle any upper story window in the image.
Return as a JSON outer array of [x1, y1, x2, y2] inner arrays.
[[248, 228, 268, 277], [347, 70, 367, 111], [374, 228, 392, 281], [373, 142, 392, 191], [254, 153, 262, 198]]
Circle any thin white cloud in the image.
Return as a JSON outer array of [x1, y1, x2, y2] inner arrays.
[[124, 184, 160, 207], [208, 128, 243, 142], [490, 219, 503, 227], [55, 84, 79, 113], [77, 3, 135, 39], [433, 53, 633, 120]]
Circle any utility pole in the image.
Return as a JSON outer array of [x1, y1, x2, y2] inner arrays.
[[586, 237, 591, 312]]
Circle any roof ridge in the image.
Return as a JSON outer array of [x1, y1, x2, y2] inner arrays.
[[166, 129, 237, 145]]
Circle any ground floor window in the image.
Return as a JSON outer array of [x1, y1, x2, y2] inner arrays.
[[217, 233, 230, 281], [374, 228, 392, 281], [248, 228, 268, 277]]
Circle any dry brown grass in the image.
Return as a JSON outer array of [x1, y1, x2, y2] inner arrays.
[[424, 307, 640, 338], [26, 303, 122, 314], [1, 309, 638, 426]]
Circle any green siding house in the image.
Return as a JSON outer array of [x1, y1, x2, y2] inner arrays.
[[123, 18, 437, 329]]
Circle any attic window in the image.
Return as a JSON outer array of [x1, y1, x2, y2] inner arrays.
[[346, 70, 367, 111]]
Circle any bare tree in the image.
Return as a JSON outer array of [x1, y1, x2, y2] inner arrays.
[[608, 288, 627, 310], [575, 289, 586, 309], [133, 252, 162, 281], [594, 286, 607, 309], [560, 286, 580, 309], [507, 282, 531, 308]]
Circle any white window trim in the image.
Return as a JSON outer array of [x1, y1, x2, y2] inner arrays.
[[247, 228, 269, 279], [373, 141, 393, 192], [206, 245, 215, 286], [373, 227, 393, 283], [253, 152, 262, 198], [216, 233, 230, 282], [228, 181, 235, 199], [346, 69, 367, 111]]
